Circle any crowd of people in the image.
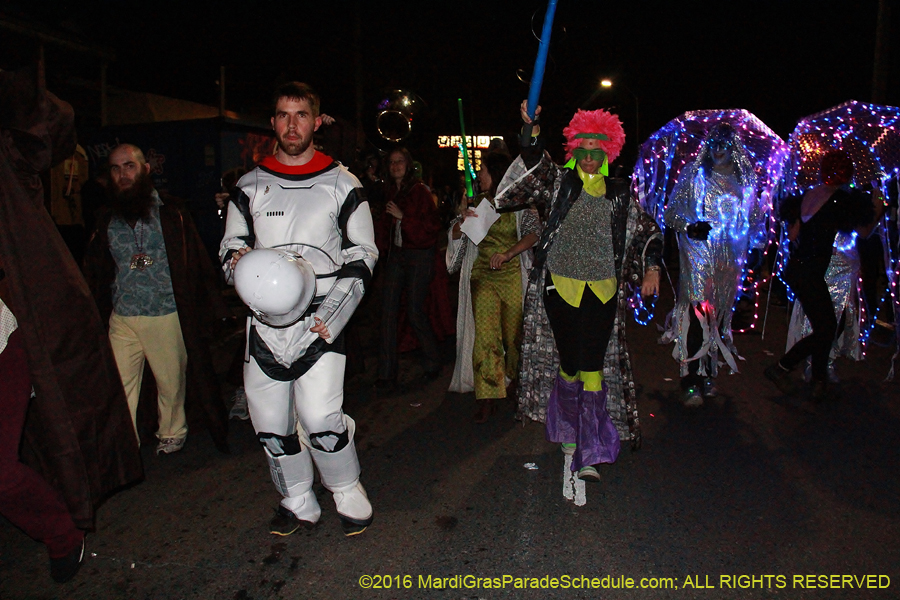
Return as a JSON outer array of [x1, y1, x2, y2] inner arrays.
[[0, 67, 887, 584]]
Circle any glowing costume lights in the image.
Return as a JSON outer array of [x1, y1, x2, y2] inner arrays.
[[779, 101, 900, 377], [633, 111, 788, 395]]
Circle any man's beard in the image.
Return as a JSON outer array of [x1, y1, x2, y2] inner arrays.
[[110, 170, 155, 222], [276, 131, 312, 157]]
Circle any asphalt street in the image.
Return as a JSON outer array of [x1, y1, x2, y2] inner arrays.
[[1, 280, 898, 600]]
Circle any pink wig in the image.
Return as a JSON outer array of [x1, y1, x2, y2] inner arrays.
[[562, 109, 626, 163]]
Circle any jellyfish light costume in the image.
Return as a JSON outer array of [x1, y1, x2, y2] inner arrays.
[[634, 110, 788, 388], [777, 101, 900, 378]]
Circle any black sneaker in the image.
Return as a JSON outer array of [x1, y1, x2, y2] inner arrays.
[[764, 363, 797, 395], [340, 513, 374, 536], [810, 380, 830, 403], [269, 506, 314, 536], [50, 538, 84, 583]]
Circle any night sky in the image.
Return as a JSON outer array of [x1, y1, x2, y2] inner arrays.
[[4, 1, 896, 169]]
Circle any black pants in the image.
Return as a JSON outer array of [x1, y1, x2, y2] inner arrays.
[[544, 273, 617, 375], [681, 304, 707, 390], [378, 246, 440, 379], [779, 271, 837, 382]]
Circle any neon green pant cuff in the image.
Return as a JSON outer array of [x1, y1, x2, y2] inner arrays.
[[579, 370, 604, 392], [559, 368, 578, 383]]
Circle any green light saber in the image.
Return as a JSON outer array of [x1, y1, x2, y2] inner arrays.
[[458, 98, 475, 199]]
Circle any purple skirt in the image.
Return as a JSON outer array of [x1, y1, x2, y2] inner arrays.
[[546, 375, 620, 471]]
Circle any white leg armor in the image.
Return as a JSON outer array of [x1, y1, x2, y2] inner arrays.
[[307, 414, 373, 536], [259, 435, 321, 524]]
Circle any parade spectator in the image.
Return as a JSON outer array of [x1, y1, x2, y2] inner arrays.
[[375, 147, 443, 392]]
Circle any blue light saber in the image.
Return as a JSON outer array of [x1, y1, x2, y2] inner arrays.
[[522, 0, 559, 144]]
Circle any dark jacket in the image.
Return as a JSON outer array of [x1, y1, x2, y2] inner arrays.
[[781, 187, 874, 282], [83, 196, 230, 452], [0, 65, 142, 529], [376, 179, 441, 253]]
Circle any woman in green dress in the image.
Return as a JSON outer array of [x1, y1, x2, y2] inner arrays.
[[447, 152, 540, 422]]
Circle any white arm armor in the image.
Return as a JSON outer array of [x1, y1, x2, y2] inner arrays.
[[219, 171, 258, 285], [220, 200, 249, 285], [314, 193, 377, 344]]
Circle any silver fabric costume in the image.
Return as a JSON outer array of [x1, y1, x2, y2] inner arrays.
[[661, 135, 767, 377], [786, 232, 862, 362]]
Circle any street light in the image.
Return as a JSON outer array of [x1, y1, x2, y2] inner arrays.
[[599, 79, 639, 148]]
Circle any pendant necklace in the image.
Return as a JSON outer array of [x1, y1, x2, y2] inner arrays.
[[129, 219, 154, 271]]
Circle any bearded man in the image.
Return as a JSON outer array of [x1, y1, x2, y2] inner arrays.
[[83, 144, 229, 454], [221, 82, 377, 536]]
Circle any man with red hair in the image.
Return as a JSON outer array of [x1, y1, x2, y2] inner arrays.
[[494, 102, 661, 496]]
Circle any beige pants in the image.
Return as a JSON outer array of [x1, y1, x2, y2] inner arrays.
[[109, 311, 188, 443]]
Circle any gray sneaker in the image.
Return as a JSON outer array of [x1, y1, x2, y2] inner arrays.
[[229, 387, 250, 421], [577, 466, 600, 482], [682, 386, 703, 407], [702, 378, 718, 398]]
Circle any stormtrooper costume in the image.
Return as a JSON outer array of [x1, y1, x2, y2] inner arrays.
[[220, 152, 377, 535]]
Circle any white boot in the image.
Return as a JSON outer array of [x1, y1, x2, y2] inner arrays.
[[308, 415, 373, 536], [279, 447, 321, 524], [262, 440, 321, 534]]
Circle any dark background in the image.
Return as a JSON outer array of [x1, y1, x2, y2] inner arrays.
[[2, 0, 896, 172]]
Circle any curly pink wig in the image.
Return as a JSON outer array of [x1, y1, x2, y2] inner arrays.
[[562, 109, 626, 163]]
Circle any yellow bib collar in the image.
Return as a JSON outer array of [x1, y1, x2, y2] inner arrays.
[[577, 165, 607, 197]]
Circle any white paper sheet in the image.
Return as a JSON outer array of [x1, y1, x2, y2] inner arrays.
[[459, 198, 500, 246]]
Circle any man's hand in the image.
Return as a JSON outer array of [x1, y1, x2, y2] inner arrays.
[[310, 316, 330, 340], [229, 247, 251, 270], [214, 192, 230, 209], [385, 201, 403, 220], [686, 221, 712, 240], [641, 269, 661, 297]]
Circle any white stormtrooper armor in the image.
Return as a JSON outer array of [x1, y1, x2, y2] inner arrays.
[[220, 154, 377, 535]]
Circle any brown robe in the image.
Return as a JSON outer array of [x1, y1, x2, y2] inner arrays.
[[83, 195, 230, 453], [0, 64, 143, 529]]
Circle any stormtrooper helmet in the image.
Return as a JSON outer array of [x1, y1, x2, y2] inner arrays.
[[234, 249, 316, 328]]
